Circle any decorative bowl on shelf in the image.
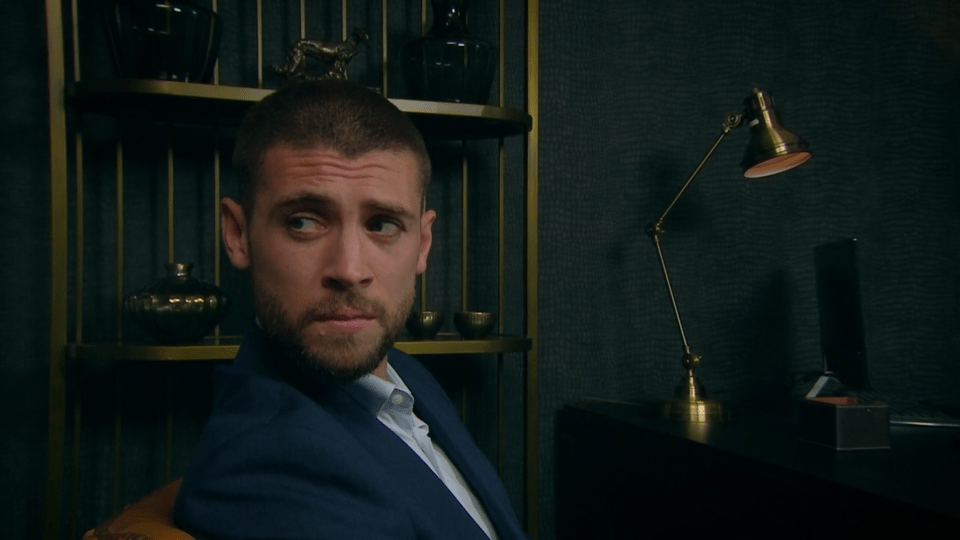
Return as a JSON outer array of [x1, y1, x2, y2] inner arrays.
[[104, 0, 222, 83], [125, 262, 230, 344], [406, 310, 445, 339], [453, 311, 495, 339]]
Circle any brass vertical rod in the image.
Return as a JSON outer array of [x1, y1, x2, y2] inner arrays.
[[341, 0, 347, 40], [70, 1, 82, 530], [213, 128, 222, 337], [112, 366, 122, 513], [524, 0, 540, 534], [419, 0, 427, 32], [115, 140, 127, 530], [212, 0, 220, 83], [417, 0, 427, 323], [256, 0, 263, 88], [497, 0, 506, 331], [652, 238, 690, 350], [419, 254, 427, 312], [116, 137, 124, 337], [167, 129, 175, 263], [69, 378, 81, 540], [45, 0, 72, 533], [497, 353, 504, 477], [498, 140, 505, 330], [70, 119, 84, 540], [420, 195, 427, 310], [75, 126, 84, 341], [381, 0, 388, 95], [71, 0, 80, 75], [112, 115, 126, 521], [299, 0, 306, 39], [496, 1, 506, 486], [165, 366, 173, 481], [499, 0, 505, 107], [461, 141, 469, 311], [414, 0, 426, 313]]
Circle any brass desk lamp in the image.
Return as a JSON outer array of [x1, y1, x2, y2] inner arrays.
[[647, 88, 811, 422]]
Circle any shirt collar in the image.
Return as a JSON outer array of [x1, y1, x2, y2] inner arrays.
[[341, 363, 412, 415]]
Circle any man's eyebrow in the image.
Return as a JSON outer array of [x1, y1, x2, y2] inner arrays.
[[271, 193, 417, 222], [365, 200, 417, 222], [273, 193, 335, 213]]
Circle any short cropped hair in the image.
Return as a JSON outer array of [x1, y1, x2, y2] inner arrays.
[[232, 79, 431, 215]]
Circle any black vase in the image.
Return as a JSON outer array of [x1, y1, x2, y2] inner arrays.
[[104, 0, 222, 83], [401, 0, 498, 104], [125, 262, 230, 344]]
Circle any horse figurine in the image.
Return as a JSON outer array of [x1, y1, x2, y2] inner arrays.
[[274, 28, 371, 81]]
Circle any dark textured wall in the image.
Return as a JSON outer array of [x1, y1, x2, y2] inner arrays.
[[5, 0, 960, 538], [537, 0, 960, 538], [1, 1, 55, 538]]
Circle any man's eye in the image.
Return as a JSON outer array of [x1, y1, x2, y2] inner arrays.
[[288, 216, 320, 231], [369, 218, 401, 237]]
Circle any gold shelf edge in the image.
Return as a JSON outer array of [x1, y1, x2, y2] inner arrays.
[[67, 78, 271, 103], [67, 335, 531, 361], [68, 342, 241, 362], [390, 98, 531, 129], [397, 335, 532, 355], [67, 79, 530, 130]]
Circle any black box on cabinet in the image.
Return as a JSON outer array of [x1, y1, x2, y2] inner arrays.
[[798, 397, 890, 450]]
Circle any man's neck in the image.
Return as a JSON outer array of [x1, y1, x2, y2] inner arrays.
[[371, 358, 390, 381]]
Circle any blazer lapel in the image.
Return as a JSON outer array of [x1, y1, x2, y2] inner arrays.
[[393, 354, 528, 540]]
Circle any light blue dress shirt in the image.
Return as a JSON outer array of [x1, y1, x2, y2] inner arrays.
[[342, 363, 499, 540]]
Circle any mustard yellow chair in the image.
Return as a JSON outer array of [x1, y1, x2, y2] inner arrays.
[[83, 478, 195, 540]]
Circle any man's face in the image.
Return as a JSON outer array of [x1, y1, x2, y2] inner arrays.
[[221, 144, 435, 382]]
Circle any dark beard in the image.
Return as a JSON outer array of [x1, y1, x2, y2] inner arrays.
[[255, 288, 409, 385]]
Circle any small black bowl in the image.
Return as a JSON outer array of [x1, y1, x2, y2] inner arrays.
[[453, 311, 495, 339], [406, 310, 444, 339]]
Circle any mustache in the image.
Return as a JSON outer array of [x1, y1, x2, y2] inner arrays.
[[298, 292, 387, 324]]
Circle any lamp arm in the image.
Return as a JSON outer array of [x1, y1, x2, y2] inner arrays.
[[645, 111, 744, 361], [650, 111, 744, 227]]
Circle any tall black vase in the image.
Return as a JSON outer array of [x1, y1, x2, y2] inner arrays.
[[401, 0, 498, 104]]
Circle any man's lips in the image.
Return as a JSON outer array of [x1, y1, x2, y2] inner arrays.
[[315, 309, 376, 333]]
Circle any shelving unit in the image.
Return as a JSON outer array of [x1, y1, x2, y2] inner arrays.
[[45, 1, 538, 539]]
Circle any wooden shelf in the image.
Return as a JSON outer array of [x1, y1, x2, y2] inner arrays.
[[66, 333, 531, 362], [66, 79, 531, 140]]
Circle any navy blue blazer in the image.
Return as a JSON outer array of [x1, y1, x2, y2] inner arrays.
[[174, 325, 529, 540]]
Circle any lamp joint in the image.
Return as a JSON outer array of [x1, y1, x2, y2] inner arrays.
[[723, 110, 744, 132]]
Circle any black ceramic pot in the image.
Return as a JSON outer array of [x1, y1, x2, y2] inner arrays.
[[125, 262, 230, 344], [104, 0, 222, 83]]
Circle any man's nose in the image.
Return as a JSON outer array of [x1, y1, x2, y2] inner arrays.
[[322, 225, 373, 290]]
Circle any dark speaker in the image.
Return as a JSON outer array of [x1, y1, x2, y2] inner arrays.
[[814, 238, 870, 389]]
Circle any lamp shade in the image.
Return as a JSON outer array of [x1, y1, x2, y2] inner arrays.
[[740, 88, 811, 178]]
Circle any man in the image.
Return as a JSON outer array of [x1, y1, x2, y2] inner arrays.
[[174, 80, 528, 540]]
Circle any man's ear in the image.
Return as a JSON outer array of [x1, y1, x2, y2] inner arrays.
[[416, 209, 436, 274], [221, 198, 251, 270]]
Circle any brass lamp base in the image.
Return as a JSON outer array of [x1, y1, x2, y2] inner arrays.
[[660, 371, 736, 422], [661, 396, 734, 422]]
